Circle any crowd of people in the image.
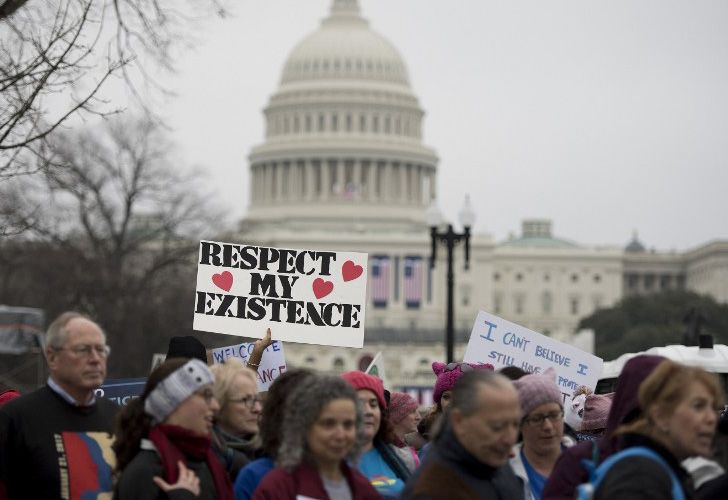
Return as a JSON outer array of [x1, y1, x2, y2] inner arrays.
[[1, 310, 727, 499]]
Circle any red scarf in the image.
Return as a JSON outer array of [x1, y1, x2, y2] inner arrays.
[[148, 424, 233, 500]]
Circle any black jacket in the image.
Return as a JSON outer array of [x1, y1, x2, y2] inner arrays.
[[401, 424, 524, 500], [594, 433, 694, 500]]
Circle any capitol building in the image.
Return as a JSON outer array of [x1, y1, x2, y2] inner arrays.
[[236, 0, 728, 401]]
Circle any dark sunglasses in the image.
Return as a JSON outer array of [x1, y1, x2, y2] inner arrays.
[[445, 362, 473, 373]]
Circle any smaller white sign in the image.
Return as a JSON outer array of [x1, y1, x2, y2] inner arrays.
[[463, 311, 603, 401], [211, 341, 287, 392]]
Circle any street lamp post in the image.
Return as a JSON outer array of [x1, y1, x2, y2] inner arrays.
[[426, 196, 476, 363]]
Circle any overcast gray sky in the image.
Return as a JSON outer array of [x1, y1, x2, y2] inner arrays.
[[161, 0, 728, 251]]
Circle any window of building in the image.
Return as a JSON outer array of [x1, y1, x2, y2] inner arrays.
[[494, 294, 502, 314], [515, 295, 524, 315], [372, 115, 379, 133], [305, 356, 316, 364], [305, 114, 312, 132], [542, 291, 552, 315], [544, 274, 550, 282], [346, 114, 352, 132], [493, 272, 500, 282], [571, 273, 579, 283], [332, 357, 344, 371], [644, 274, 655, 290], [660, 274, 672, 290], [593, 274, 601, 283], [331, 114, 338, 132], [570, 297, 580, 315], [318, 114, 325, 131], [515, 273, 523, 282]]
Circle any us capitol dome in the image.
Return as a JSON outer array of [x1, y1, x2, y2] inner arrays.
[[242, 0, 438, 236]]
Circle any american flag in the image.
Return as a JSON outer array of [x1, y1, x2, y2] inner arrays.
[[370, 256, 390, 307], [404, 256, 424, 309]]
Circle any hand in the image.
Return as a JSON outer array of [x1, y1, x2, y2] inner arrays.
[[253, 327, 274, 351], [248, 328, 274, 368], [153, 460, 200, 496]]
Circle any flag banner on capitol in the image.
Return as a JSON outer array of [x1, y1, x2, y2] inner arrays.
[[463, 311, 603, 401], [211, 340, 287, 392], [194, 240, 368, 348]]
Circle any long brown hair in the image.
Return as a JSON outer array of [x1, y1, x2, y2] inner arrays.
[[112, 358, 188, 475]]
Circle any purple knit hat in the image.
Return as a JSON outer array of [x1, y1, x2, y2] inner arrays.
[[388, 392, 419, 425], [432, 361, 494, 404], [513, 368, 563, 417], [581, 392, 614, 431]]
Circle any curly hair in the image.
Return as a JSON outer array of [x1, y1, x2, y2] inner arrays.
[[276, 375, 363, 470], [112, 358, 188, 475], [259, 368, 315, 457]]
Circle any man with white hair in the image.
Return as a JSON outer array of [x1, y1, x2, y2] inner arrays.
[[0, 311, 118, 499], [402, 369, 525, 499]]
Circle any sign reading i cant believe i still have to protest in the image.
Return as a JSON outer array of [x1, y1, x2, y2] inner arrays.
[[193, 240, 368, 348]]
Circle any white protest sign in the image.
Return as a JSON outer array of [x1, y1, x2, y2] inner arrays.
[[210, 340, 286, 392], [194, 241, 368, 348], [463, 311, 603, 401]]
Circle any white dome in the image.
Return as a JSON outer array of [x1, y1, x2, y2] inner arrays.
[[280, 0, 410, 86]]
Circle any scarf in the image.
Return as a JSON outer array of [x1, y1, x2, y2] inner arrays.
[[149, 424, 233, 500]]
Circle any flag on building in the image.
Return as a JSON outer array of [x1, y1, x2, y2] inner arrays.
[[370, 255, 390, 307], [403, 256, 424, 309], [0, 306, 44, 354]]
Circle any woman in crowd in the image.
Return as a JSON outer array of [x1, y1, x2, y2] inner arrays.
[[113, 358, 234, 499], [252, 375, 379, 499], [594, 360, 722, 499], [342, 371, 417, 497], [234, 368, 315, 500], [542, 354, 665, 499], [510, 368, 574, 500], [210, 358, 262, 481], [387, 391, 421, 452]]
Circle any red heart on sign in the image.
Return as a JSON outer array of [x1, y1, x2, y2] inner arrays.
[[342, 260, 363, 282], [212, 271, 233, 292], [312, 277, 334, 299]]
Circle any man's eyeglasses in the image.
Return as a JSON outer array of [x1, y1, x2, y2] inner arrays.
[[445, 362, 473, 373], [56, 344, 111, 358], [228, 395, 262, 410], [523, 410, 564, 426]]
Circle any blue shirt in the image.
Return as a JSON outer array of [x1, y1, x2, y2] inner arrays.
[[356, 448, 405, 498], [234, 456, 275, 500], [520, 448, 546, 500]]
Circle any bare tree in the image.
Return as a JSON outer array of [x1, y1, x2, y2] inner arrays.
[[0, 0, 227, 177], [0, 115, 228, 374]]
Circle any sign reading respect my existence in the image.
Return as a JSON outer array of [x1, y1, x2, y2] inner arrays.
[[463, 311, 603, 400], [211, 340, 287, 392], [193, 240, 368, 348]]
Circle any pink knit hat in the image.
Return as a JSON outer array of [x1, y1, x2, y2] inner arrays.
[[581, 392, 614, 431], [432, 361, 494, 404], [342, 371, 387, 410], [388, 392, 418, 425], [513, 368, 563, 417]]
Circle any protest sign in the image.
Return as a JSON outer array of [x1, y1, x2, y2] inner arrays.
[[193, 240, 368, 348], [211, 340, 287, 392], [463, 311, 603, 401], [95, 378, 146, 406]]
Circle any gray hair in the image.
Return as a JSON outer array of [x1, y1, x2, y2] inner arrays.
[[46, 311, 105, 349], [451, 370, 514, 416], [277, 375, 363, 470]]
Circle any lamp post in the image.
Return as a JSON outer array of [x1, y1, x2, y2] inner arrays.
[[426, 196, 475, 363]]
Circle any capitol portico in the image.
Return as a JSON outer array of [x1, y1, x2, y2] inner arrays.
[[236, 0, 728, 401]]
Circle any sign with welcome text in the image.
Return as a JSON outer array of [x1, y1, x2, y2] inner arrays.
[[463, 311, 603, 401], [211, 340, 287, 392], [194, 241, 368, 348]]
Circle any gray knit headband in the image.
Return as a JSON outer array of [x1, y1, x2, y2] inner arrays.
[[144, 359, 214, 423]]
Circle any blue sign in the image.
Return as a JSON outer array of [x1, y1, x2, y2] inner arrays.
[[95, 378, 146, 406]]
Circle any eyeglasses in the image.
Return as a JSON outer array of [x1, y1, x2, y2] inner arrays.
[[196, 387, 215, 404], [523, 410, 564, 426], [445, 362, 473, 373], [228, 394, 262, 410], [55, 344, 111, 358]]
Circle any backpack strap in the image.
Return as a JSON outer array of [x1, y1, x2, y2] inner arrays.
[[590, 446, 685, 500]]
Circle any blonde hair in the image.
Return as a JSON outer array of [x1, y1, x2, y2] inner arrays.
[[210, 358, 258, 411], [619, 359, 724, 436]]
